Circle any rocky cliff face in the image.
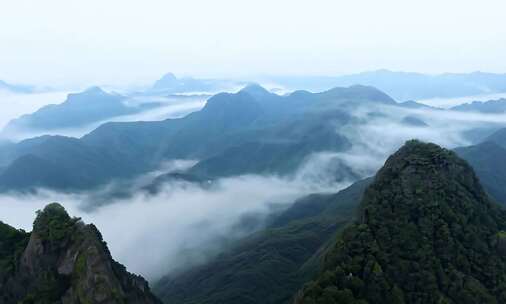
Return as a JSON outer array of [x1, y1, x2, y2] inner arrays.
[[296, 140, 506, 304], [0, 203, 161, 304]]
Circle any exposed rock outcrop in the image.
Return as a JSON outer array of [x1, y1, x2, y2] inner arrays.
[[0, 203, 161, 304]]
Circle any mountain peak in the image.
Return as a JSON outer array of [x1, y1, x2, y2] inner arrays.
[[321, 85, 396, 104], [82, 86, 106, 94], [160, 72, 177, 81], [152, 73, 179, 90], [67, 86, 110, 101], [297, 140, 506, 304], [239, 83, 272, 98], [0, 203, 162, 303], [32, 202, 73, 235], [369, 140, 486, 212]]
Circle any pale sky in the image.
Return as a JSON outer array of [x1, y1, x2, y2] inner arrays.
[[1, 0, 506, 87]]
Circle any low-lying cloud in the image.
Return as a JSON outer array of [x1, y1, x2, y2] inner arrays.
[[0, 155, 349, 281]]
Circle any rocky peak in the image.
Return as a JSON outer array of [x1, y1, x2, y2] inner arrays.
[[0, 203, 161, 304]]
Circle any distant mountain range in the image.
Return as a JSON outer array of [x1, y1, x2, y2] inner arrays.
[[0, 84, 395, 193], [266, 70, 506, 101], [1, 87, 163, 136], [451, 98, 506, 113], [149, 70, 506, 101], [149, 73, 243, 94], [5, 70, 506, 101], [2, 82, 506, 196]]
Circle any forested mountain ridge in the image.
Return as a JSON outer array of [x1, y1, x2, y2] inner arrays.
[[296, 140, 506, 304], [0, 203, 161, 304], [0, 85, 392, 192]]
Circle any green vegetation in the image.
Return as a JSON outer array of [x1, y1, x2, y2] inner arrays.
[[154, 179, 371, 304], [297, 140, 506, 304], [0, 203, 162, 304], [0, 221, 29, 279], [33, 203, 78, 243]]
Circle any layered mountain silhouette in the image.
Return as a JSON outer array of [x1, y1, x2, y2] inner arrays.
[[0, 203, 161, 303], [296, 140, 506, 304], [0, 84, 393, 192], [451, 98, 506, 113], [2, 87, 162, 135], [150, 73, 240, 94], [269, 70, 506, 100]]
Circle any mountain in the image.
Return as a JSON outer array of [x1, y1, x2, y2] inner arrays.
[[456, 141, 506, 206], [296, 140, 506, 304], [0, 79, 34, 93], [154, 178, 372, 304], [398, 100, 439, 110], [187, 84, 393, 178], [451, 98, 506, 113], [455, 128, 506, 205], [0, 203, 161, 304], [2, 87, 161, 134], [268, 70, 506, 101], [0, 84, 392, 193], [485, 127, 506, 149], [0, 135, 134, 191], [151, 73, 240, 93]]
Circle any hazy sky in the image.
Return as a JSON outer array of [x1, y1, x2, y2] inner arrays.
[[1, 0, 505, 87]]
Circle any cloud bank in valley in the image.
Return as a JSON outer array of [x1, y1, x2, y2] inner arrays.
[[0, 155, 349, 281]]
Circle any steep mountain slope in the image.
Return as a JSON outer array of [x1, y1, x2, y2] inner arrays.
[[296, 140, 506, 304], [455, 136, 506, 205], [154, 178, 372, 304], [485, 127, 506, 149], [0, 85, 391, 192], [0, 203, 161, 304]]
